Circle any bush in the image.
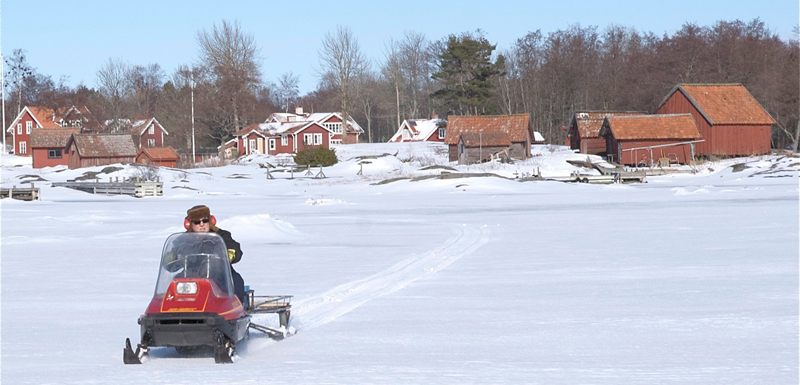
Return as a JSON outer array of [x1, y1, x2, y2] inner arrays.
[[294, 146, 338, 167]]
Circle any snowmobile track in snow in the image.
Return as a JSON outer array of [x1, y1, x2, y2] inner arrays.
[[291, 224, 490, 330]]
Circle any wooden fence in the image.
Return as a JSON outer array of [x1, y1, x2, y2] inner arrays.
[[0, 184, 40, 201], [52, 177, 163, 198]]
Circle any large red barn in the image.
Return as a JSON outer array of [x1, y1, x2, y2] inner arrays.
[[656, 84, 775, 156]]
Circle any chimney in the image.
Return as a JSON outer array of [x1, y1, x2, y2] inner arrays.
[[295, 106, 304, 116]]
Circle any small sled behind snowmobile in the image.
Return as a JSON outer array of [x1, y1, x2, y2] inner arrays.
[[123, 232, 293, 364]]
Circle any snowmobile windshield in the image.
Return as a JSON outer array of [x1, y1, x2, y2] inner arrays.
[[154, 232, 234, 297]]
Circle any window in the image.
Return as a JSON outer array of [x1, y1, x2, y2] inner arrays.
[[330, 139, 342, 145], [323, 122, 342, 134], [147, 139, 156, 147], [313, 133, 322, 145], [19, 141, 27, 154], [438, 127, 446, 139], [26, 121, 32, 134], [281, 135, 288, 146], [304, 133, 313, 144], [48, 149, 63, 159], [249, 139, 256, 153], [269, 139, 276, 151], [148, 124, 155, 134], [17, 123, 22, 134]]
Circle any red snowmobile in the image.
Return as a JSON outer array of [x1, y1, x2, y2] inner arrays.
[[123, 232, 292, 364]]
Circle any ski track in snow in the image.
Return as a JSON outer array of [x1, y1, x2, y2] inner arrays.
[[291, 224, 490, 331]]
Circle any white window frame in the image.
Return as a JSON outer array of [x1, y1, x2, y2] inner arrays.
[[19, 141, 27, 154], [324, 122, 342, 134], [438, 127, 446, 139], [313, 133, 322, 145], [249, 139, 256, 153], [281, 135, 288, 146], [330, 139, 342, 145], [303, 133, 313, 144], [148, 124, 155, 135], [269, 139, 276, 151], [26, 121, 32, 134], [147, 139, 156, 147], [17, 123, 22, 134]]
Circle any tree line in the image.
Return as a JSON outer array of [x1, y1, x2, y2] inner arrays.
[[4, 18, 798, 153]]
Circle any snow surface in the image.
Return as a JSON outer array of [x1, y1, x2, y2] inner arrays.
[[1, 143, 798, 384]]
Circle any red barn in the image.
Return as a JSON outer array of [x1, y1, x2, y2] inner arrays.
[[65, 134, 138, 169], [656, 84, 775, 156], [600, 114, 702, 166], [567, 111, 644, 156], [137, 147, 180, 168], [444, 114, 533, 164], [30, 128, 80, 168]]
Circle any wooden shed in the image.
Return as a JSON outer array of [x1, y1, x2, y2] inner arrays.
[[444, 114, 533, 164], [567, 111, 644, 156], [137, 147, 180, 168], [599, 114, 702, 166], [65, 134, 138, 169], [30, 128, 79, 168], [656, 84, 775, 156]]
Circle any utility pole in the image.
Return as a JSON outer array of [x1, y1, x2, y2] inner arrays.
[[191, 73, 196, 166], [1, 3, 5, 152]]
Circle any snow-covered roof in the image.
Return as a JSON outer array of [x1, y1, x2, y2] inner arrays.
[[389, 118, 446, 142]]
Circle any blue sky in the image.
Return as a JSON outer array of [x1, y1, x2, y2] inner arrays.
[[2, 0, 797, 95]]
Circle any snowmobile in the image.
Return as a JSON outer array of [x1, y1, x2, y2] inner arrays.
[[123, 232, 292, 364]]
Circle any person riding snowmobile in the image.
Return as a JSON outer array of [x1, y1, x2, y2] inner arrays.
[[184, 205, 247, 306]]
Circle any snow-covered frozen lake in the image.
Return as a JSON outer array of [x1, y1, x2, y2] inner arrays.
[[2, 143, 798, 384]]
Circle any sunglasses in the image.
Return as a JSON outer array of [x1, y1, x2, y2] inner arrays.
[[192, 218, 210, 225]]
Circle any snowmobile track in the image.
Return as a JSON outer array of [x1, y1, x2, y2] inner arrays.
[[291, 224, 490, 330]]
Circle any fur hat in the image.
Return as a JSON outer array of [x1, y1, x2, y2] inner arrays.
[[186, 205, 217, 231]]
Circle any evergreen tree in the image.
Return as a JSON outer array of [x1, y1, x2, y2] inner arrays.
[[431, 32, 505, 116]]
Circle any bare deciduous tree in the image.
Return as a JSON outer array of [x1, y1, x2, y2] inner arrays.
[[318, 25, 367, 143], [276, 72, 300, 113], [197, 20, 261, 143], [96, 58, 131, 132]]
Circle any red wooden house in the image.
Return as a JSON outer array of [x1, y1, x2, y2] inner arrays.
[[5, 106, 62, 156], [567, 111, 644, 156], [130, 118, 169, 149], [444, 114, 533, 164], [304, 112, 363, 144], [65, 134, 138, 169], [235, 121, 332, 156], [30, 128, 80, 168], [61, 105, 101, 132], [137, 147, 180, 168], [599, 114, 702, 165], [656, 84, 775, 156]]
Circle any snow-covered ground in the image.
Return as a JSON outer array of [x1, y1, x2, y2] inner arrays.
[[1, 143, 798, 384]]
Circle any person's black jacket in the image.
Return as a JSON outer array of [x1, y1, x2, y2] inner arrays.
[[214, 228, 242, 264]]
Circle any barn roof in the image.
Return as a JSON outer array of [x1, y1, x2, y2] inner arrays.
[[140, 146, 179, 161], [660, 84, 775, 125], [601, 114, 701, 140], [30, 128, 80, 148], [571, 111, 645, 139], [445, 114, 531, 146], [67, 134, 138, 157]]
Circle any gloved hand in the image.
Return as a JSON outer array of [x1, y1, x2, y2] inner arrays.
[[227, 249, 236, 262]]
